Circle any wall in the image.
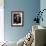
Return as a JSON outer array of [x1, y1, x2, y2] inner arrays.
[[0, 0, 4, 42], [40, 0, 46, 27], [4, 0, 40, 42]]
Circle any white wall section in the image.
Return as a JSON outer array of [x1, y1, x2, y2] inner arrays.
[[0, 0, 4, 42]]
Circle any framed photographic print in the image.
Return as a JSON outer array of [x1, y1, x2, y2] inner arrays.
[[11, 11, 24, 27]]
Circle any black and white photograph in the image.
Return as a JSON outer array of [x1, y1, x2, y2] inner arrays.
[[11, 11, 24, 27]]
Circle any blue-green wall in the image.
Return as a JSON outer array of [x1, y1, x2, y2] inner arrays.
[[4, 0, 40, 42]]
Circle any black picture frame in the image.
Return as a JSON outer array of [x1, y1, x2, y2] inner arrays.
[[11, 11, 24, 27]]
